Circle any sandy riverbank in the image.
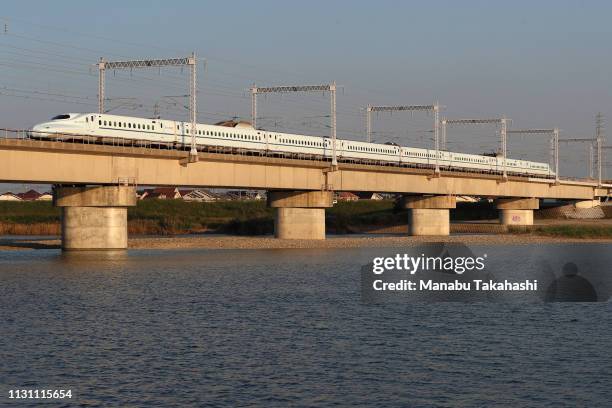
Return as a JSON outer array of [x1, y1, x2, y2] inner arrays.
[[1, 233, 611, 251]]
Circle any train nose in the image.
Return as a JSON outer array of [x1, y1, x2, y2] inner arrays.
[[29, 123, 53, 138], [32, 122, 52, 132]]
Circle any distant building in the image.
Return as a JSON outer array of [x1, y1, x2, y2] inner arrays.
[[456, 196, 479, 203], [181, 189, 221, 202], [356, 192, 384, 200], [225, 190, 265, 201], [0, 192, 21, 201], [140, 187, 182, 200], [37, 192, 53, 201], [251, 191, 265, 201], [336, 192, 359, 202], [16, 190, 49, 201]]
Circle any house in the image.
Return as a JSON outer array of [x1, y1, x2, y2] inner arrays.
[[16, 190, 42, 201], [356, 192, 384, 200], [140, 187, 182, 200], [456, 195, 479, 203], [37, 192, 53, 201], [0, 192, 21, 201], [181, 189, 221, 202], [250, 191, 266, 201], [225, 190, 266, 201], [336, 192, 359, 202]]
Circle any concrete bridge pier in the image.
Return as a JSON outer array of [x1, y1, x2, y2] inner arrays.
[[267, 191, 333, 239], [53, 185, 137, 250], [496, 198, 539, 226], [573, 199, 601, 209], [402, 195, 456, 236]]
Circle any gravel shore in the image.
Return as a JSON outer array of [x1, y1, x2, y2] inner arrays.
[[1, 234, 611, 251]]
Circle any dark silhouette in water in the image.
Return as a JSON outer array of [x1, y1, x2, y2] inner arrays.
[[545, 262, 598, 302]]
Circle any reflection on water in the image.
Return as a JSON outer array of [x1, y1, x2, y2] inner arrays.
[[0, 244, 611, 407]]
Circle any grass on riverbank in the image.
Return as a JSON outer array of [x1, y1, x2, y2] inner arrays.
[[0, 200, 403, 235], [2, 200, 611, 238], [509, 225, 612, 238]]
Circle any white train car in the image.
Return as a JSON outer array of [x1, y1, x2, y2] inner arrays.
[[30, 112, 555, 178]]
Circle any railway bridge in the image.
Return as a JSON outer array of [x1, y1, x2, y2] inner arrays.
[[1, 137, 610, 250]]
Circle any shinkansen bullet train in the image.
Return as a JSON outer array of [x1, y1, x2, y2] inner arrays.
[[30, 113, 555, 177]]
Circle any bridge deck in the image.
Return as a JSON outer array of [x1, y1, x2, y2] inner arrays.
[[0, 138, 610, 199]]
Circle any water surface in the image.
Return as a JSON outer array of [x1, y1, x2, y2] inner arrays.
[[1, 245, 611, 407]]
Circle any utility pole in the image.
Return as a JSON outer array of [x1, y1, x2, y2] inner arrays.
[[589, 144, 594, 179], [98, 58, 105, 114], [188, 52, 197, 159], [440, 118, 447, 150], [251, 85, 257, 129], [250, 83, 338, 168], [508, 128, 560, 183], [433, 103, 440, 174], [365, 104, 441, 174], [445, 118, 510, 180], [596, 113, 604, 185], [501, 117, 508, 179], [330, 81, 337, 167], [558, 138, 598, 180], [96, 54, 199, 161], [366, 104, 372, 143], [554, 128, 559, 183]]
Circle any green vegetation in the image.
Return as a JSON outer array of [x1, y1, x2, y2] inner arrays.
[[327, 200, 402, 233], [509, 225, 612, 238], [1, 200, 610, 238], [128, 200, 274, 234], [0, 201, 59, 223], [0, 199, 403, 235]]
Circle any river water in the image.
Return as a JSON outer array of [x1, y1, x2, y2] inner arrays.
[[1, 244, 611, 407]]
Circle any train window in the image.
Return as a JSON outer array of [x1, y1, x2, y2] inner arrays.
[[113, 122, 116, 127], [103, 121, 107, 126]]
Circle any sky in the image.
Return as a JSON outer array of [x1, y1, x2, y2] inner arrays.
[[1, 0, 611, 190]]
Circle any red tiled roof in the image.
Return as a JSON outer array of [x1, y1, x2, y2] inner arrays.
[[141, 187, 180, 199], [16, 190, 42, 200], [338, 192, 358, 198]]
